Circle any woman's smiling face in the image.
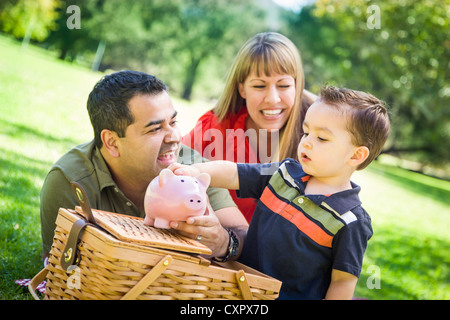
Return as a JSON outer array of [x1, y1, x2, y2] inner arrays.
[[238, 70, 296, 133]]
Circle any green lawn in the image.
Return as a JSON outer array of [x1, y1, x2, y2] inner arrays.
[[352, 161, 450, 299], [0, 34, 449, 300]]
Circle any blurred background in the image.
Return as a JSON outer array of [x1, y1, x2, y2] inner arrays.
[[0, 0, 449, 300], [1, 0, 448, 174]]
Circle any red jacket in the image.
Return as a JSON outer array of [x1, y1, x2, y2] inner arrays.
[[182, 107, 259, 223]]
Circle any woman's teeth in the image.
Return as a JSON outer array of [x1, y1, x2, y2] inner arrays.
[[261, 109, 282, 116]]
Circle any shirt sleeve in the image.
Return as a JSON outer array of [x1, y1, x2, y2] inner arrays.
[[40, 169, 79, 254], [236, 162, 278, 199], [206, 186, 236, 211], [331, 209, 373, 277]]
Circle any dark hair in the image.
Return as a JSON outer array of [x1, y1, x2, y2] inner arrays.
[[318, 85, 390, 170], [87, 70, 168, 148]]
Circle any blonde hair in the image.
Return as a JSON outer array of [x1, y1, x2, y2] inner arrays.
[[213, 32, 311, 161]]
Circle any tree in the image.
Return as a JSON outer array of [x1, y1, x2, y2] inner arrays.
[[285, 0, 449, 167], [0, 0, 61, 42], [43, 0, 268, 100], [81, 0, 184, 71], [43, 0, 98, 61], [169, 0, 266, 100]]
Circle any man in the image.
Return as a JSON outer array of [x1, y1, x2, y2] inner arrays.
[[40, 70, 248, 261]]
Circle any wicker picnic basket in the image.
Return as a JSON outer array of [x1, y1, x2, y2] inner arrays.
[[29, 183, 281, 300]]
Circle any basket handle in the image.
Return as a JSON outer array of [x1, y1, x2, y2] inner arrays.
[[121, 255, 173, 300], [60, 218, 87, 271], [28, 266, 49, 300], [236, 270, 254, 300], [71, 182, 96, 224]]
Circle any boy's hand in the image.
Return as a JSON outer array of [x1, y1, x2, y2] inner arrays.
[[167, 163, 200, 177]]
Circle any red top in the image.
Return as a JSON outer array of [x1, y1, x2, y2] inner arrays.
[[182, 107, 259, 223]]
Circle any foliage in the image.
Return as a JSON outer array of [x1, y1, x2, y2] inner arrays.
[[0, 0, 61, 41], [43, 0, 99, 63], [38, 0, 271, 100], [164, 0, 266, 100], [1, 0, 448, 164], [284, 0, 450, 167]]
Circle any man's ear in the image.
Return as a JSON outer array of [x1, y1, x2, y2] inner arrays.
[[349, 146, 369, 168], [101, 129, 120, 158]]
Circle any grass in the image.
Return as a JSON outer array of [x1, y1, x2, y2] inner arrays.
[[0, 34, 449, 300], [0, 35, 96, 299], [352, 161, 450, 299]]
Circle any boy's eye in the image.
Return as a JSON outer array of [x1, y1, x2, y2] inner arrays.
[[302, 132, 327, 142]]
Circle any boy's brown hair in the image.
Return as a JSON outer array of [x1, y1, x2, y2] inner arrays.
[[318, 85, 390, 170]]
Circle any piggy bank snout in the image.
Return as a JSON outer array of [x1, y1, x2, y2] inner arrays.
[[185, 194, 206, 211]]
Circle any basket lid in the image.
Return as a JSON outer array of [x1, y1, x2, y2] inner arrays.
[[75, 206, 212, 255]]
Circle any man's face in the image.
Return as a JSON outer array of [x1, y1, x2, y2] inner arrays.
[[115, 92, 181, 185]]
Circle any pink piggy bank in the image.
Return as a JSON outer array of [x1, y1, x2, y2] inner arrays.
[[143, 168, 211, 229]]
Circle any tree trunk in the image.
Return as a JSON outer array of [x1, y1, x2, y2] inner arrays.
[[182, 57, 201, 101]]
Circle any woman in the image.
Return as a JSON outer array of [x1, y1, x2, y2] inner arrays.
[[182, 32, 315, 223]]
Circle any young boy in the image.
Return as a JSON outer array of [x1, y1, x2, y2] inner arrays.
[[170, 86, 390, 300]]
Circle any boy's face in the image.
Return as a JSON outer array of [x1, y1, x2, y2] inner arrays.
[[297, 101, 358, 179]]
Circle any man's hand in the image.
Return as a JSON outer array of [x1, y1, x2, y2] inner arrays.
[[169, 201, 229, 258]]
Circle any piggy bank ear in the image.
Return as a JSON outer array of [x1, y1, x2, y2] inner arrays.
[[159, 168, 175, 187], [195, 173, 211, 189]]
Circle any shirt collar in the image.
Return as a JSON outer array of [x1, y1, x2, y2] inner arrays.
[[91, 145, 117, 191], [321, 182, 362, 215], [284, 159, 362, 215]]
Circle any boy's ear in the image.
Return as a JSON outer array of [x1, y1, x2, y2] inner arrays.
[[101, 129, 120, 158], [349, 146, 369, 168]]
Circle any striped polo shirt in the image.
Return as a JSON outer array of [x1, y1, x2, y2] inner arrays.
[[237, 159, 373, 300]]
